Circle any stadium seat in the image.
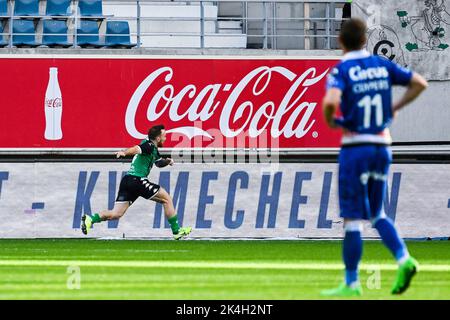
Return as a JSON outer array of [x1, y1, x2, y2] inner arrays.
[[12, 19, 39, 47], [76, 19, 102, 47], [42, 19, 70, 47], [105, 21, 136, 48], [46, 0, 71, 16], [0, 0, 8, 18], [0, 21, 7, 47], [14, 0, 40, 17], [78, 0, 103, 17]]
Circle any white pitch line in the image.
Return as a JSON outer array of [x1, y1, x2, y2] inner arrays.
[[0, 260, 449, 272]]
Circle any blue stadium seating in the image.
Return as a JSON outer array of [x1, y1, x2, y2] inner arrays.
[[14, 0, 40, 17], [78, 0, 103, 17], [46, 0, 71, 16], [76, 19, 101, 47], [42, 19, 70, 47], [105, 21, 136, 48], [0, 0, 137, 50], [0, 21, 7, 47], [13, 19, 39, 47], [0, 0, 8, 17]]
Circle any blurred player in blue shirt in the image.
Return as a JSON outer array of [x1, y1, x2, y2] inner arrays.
[[321, 18, 428, 297]]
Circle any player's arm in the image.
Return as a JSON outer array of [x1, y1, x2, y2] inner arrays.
[[323, 66, 345, 129], [115, 145, 141, 158], [322, 88, 342, 129], [155, 158, 174, 167], [154, 149, 174, 167], [392, 72, 428, 114]]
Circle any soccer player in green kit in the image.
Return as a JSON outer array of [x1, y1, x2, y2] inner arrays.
[[81, 125, 192, 240]]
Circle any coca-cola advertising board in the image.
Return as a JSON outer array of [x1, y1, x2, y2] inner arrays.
[[0, 56, 342, 149]]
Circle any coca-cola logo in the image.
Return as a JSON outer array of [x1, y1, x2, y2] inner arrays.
[[125, 66, 328, 140], [45, 98, 62, 108]]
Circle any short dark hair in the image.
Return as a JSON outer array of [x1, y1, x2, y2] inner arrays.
[[339, 18, 367, 51], [148, 125, 165, 140]]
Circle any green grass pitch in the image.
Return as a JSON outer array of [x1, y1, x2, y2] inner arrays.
[[0, 239, 449, 300]]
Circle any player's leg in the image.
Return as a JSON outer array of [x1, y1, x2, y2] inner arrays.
[[372, 213, 418, 295], [81, 202, 130, 235], [321, 146, 369, 297], [342, 219, 364, 289], [321, 218, 364, 297], [141, 180, 192, 240], [81, 175, 136, 235], [369, 146, 418, 294], [151, 187, 175, 218], [96, 201, 130, 221], [152, 187, 178, 231]]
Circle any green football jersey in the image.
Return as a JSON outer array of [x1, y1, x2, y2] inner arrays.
[[127, 139, 161, 178]]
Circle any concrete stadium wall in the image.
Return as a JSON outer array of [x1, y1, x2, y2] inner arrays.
[[391, 81, 450, 143]]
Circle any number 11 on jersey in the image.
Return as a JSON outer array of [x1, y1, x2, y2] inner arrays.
[[358, 94, 383, 129]]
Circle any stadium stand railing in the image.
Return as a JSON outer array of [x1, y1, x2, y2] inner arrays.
[[0, 0, 349, 49]]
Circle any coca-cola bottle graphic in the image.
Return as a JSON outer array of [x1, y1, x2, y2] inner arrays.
[[44, 67, 63, 140]]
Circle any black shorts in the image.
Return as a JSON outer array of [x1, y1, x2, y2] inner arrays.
[[115, 174, 161, 204]]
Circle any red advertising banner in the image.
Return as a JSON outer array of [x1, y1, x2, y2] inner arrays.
[[0, 56, 342, 149]]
